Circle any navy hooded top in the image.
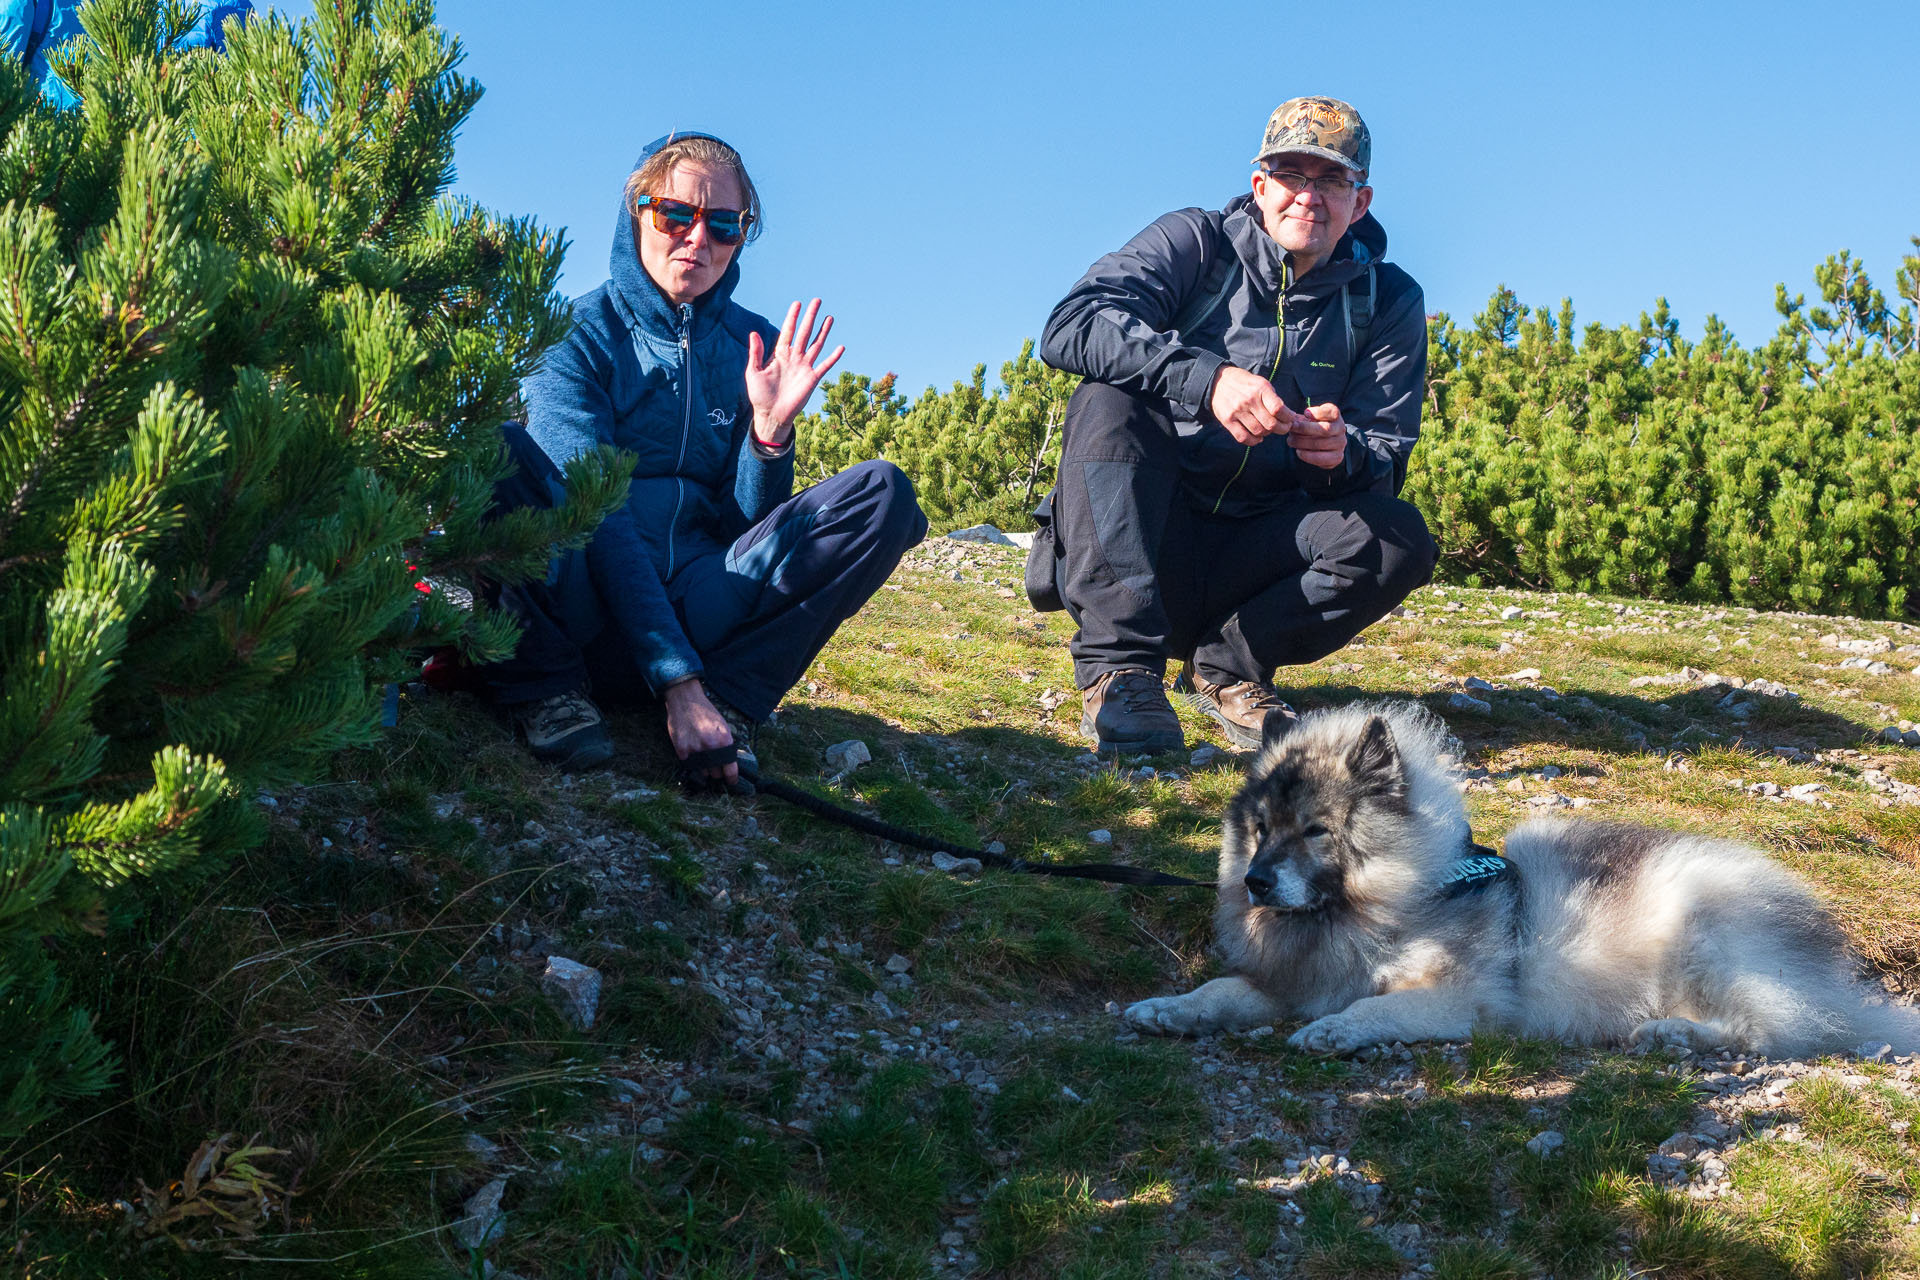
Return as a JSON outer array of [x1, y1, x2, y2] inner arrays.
[[521, 132, 787, 694]]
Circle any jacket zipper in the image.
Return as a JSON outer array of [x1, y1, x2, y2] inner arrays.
[[1212, 260, 1290, 514], [666, 302, 694, 579]]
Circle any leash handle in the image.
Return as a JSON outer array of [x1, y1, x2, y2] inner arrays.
[[679, 744, 755, 796]]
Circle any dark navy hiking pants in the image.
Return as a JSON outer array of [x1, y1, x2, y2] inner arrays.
[[480, 424, 927, 721], [1053, 382, 1436, 690]]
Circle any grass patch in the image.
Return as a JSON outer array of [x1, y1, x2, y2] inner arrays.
[[1295, 1177, 1399, 1277], [989, 1036, 1205, 1177], [1509, 1058, 1699, 1274], [1353, 1096, 1520, 1232], [1428, 1238, 1533, 1279]]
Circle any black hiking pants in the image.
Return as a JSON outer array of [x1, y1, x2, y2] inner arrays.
[[1053, 382, 1437, 690]]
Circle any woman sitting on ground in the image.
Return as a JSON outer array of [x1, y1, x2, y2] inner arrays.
[[483, 131, 925, 781]]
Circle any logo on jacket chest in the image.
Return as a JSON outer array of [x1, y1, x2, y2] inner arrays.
[[708, 407, 736, 428]]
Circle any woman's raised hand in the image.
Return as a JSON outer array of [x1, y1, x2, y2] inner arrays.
[[746, 298, 845, 446]]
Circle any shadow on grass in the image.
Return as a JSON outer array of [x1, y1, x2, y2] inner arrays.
[[1283, 676, 1902, 760]]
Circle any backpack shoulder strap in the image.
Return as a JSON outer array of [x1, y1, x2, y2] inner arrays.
[[1170, 211, 1240, 338], [1341, 264, 1377, 362]]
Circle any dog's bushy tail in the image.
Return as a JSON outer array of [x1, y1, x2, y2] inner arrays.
[[1842, 986, 1920, 1056]]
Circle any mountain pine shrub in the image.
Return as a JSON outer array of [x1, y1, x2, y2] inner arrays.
[[1411, 244, 1919, 616], [0, 0, 624, 1136], [796, 339, 1076, 532]]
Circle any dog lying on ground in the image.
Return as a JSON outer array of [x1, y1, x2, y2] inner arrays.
[[1124, 701, 1920, 1057]]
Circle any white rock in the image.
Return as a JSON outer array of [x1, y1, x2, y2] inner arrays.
[[946, 523, 1018, 547], [1501, 605, 1526, 621], [541, 956, 602, 1030], [884, 953, 913, 974], [452, 1176, 509, 1249], [932, 851, 984, 874], [1088, 829, 1113, 845], [1006, 531, 1036, 550], [1658, 1132, 1701, 1158], [1189, 745, 1221, 767], [1502, 668, 1543, 681], [1448, 692, 1492, 714], [824, 739, 872, 772], [1464, 676, 1496, 691]]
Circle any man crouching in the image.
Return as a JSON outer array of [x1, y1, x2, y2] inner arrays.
[[1029, 96, 1436, 754]]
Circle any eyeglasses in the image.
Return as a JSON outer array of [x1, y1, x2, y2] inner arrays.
[[1261, 168, 1363, 197], [634, 196, 751, 246]]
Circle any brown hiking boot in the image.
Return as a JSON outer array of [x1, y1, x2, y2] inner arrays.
[[1080, 669, 1186, 754], [1173, 667, 1297, 751]]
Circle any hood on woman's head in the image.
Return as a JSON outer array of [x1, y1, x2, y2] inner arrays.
[[612, 132, 763, 264], [609, 130, 764, 319]]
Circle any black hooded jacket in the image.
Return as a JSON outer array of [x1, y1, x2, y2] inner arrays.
[[1039, 194, 1425, 518]]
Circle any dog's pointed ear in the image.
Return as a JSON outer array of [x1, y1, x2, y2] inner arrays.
[[1346, 715, 1407, 799], [1260, 709, 1296, 753]]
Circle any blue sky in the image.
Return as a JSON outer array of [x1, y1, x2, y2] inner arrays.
[[289, 1, 1918, 398]]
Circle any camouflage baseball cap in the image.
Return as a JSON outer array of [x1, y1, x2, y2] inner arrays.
[[1252, 96, 1371, 174]]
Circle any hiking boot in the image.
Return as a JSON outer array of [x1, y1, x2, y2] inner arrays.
[[708, 692, 759, 775], [514, 689, 615, 769], [1079, 669, 1185, 754], [1173, 667, 1297, 751]]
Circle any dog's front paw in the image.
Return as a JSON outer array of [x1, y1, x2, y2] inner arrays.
[[1628, 1017, 1716, 1052], [1124, 994, 1213, 1037], [1287, 1014, 1376, 1055]]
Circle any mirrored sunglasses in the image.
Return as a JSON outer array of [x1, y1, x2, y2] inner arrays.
[[635, 195, 750, 246]]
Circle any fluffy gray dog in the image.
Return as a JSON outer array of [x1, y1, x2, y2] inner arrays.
[[1125, 700, 1920, 1057]]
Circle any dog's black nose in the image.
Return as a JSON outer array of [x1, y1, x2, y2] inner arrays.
[[1243, 867, 1275, 899]]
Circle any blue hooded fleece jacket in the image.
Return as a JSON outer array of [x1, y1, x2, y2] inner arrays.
[[520, 132, 788, 695]]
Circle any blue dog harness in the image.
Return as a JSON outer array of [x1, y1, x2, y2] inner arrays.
[[1436, 844, 1516, 901]]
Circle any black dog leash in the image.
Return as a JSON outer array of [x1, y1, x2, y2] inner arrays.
[[676, 745, 1213, 889], [677, 749, 1513, 896]]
